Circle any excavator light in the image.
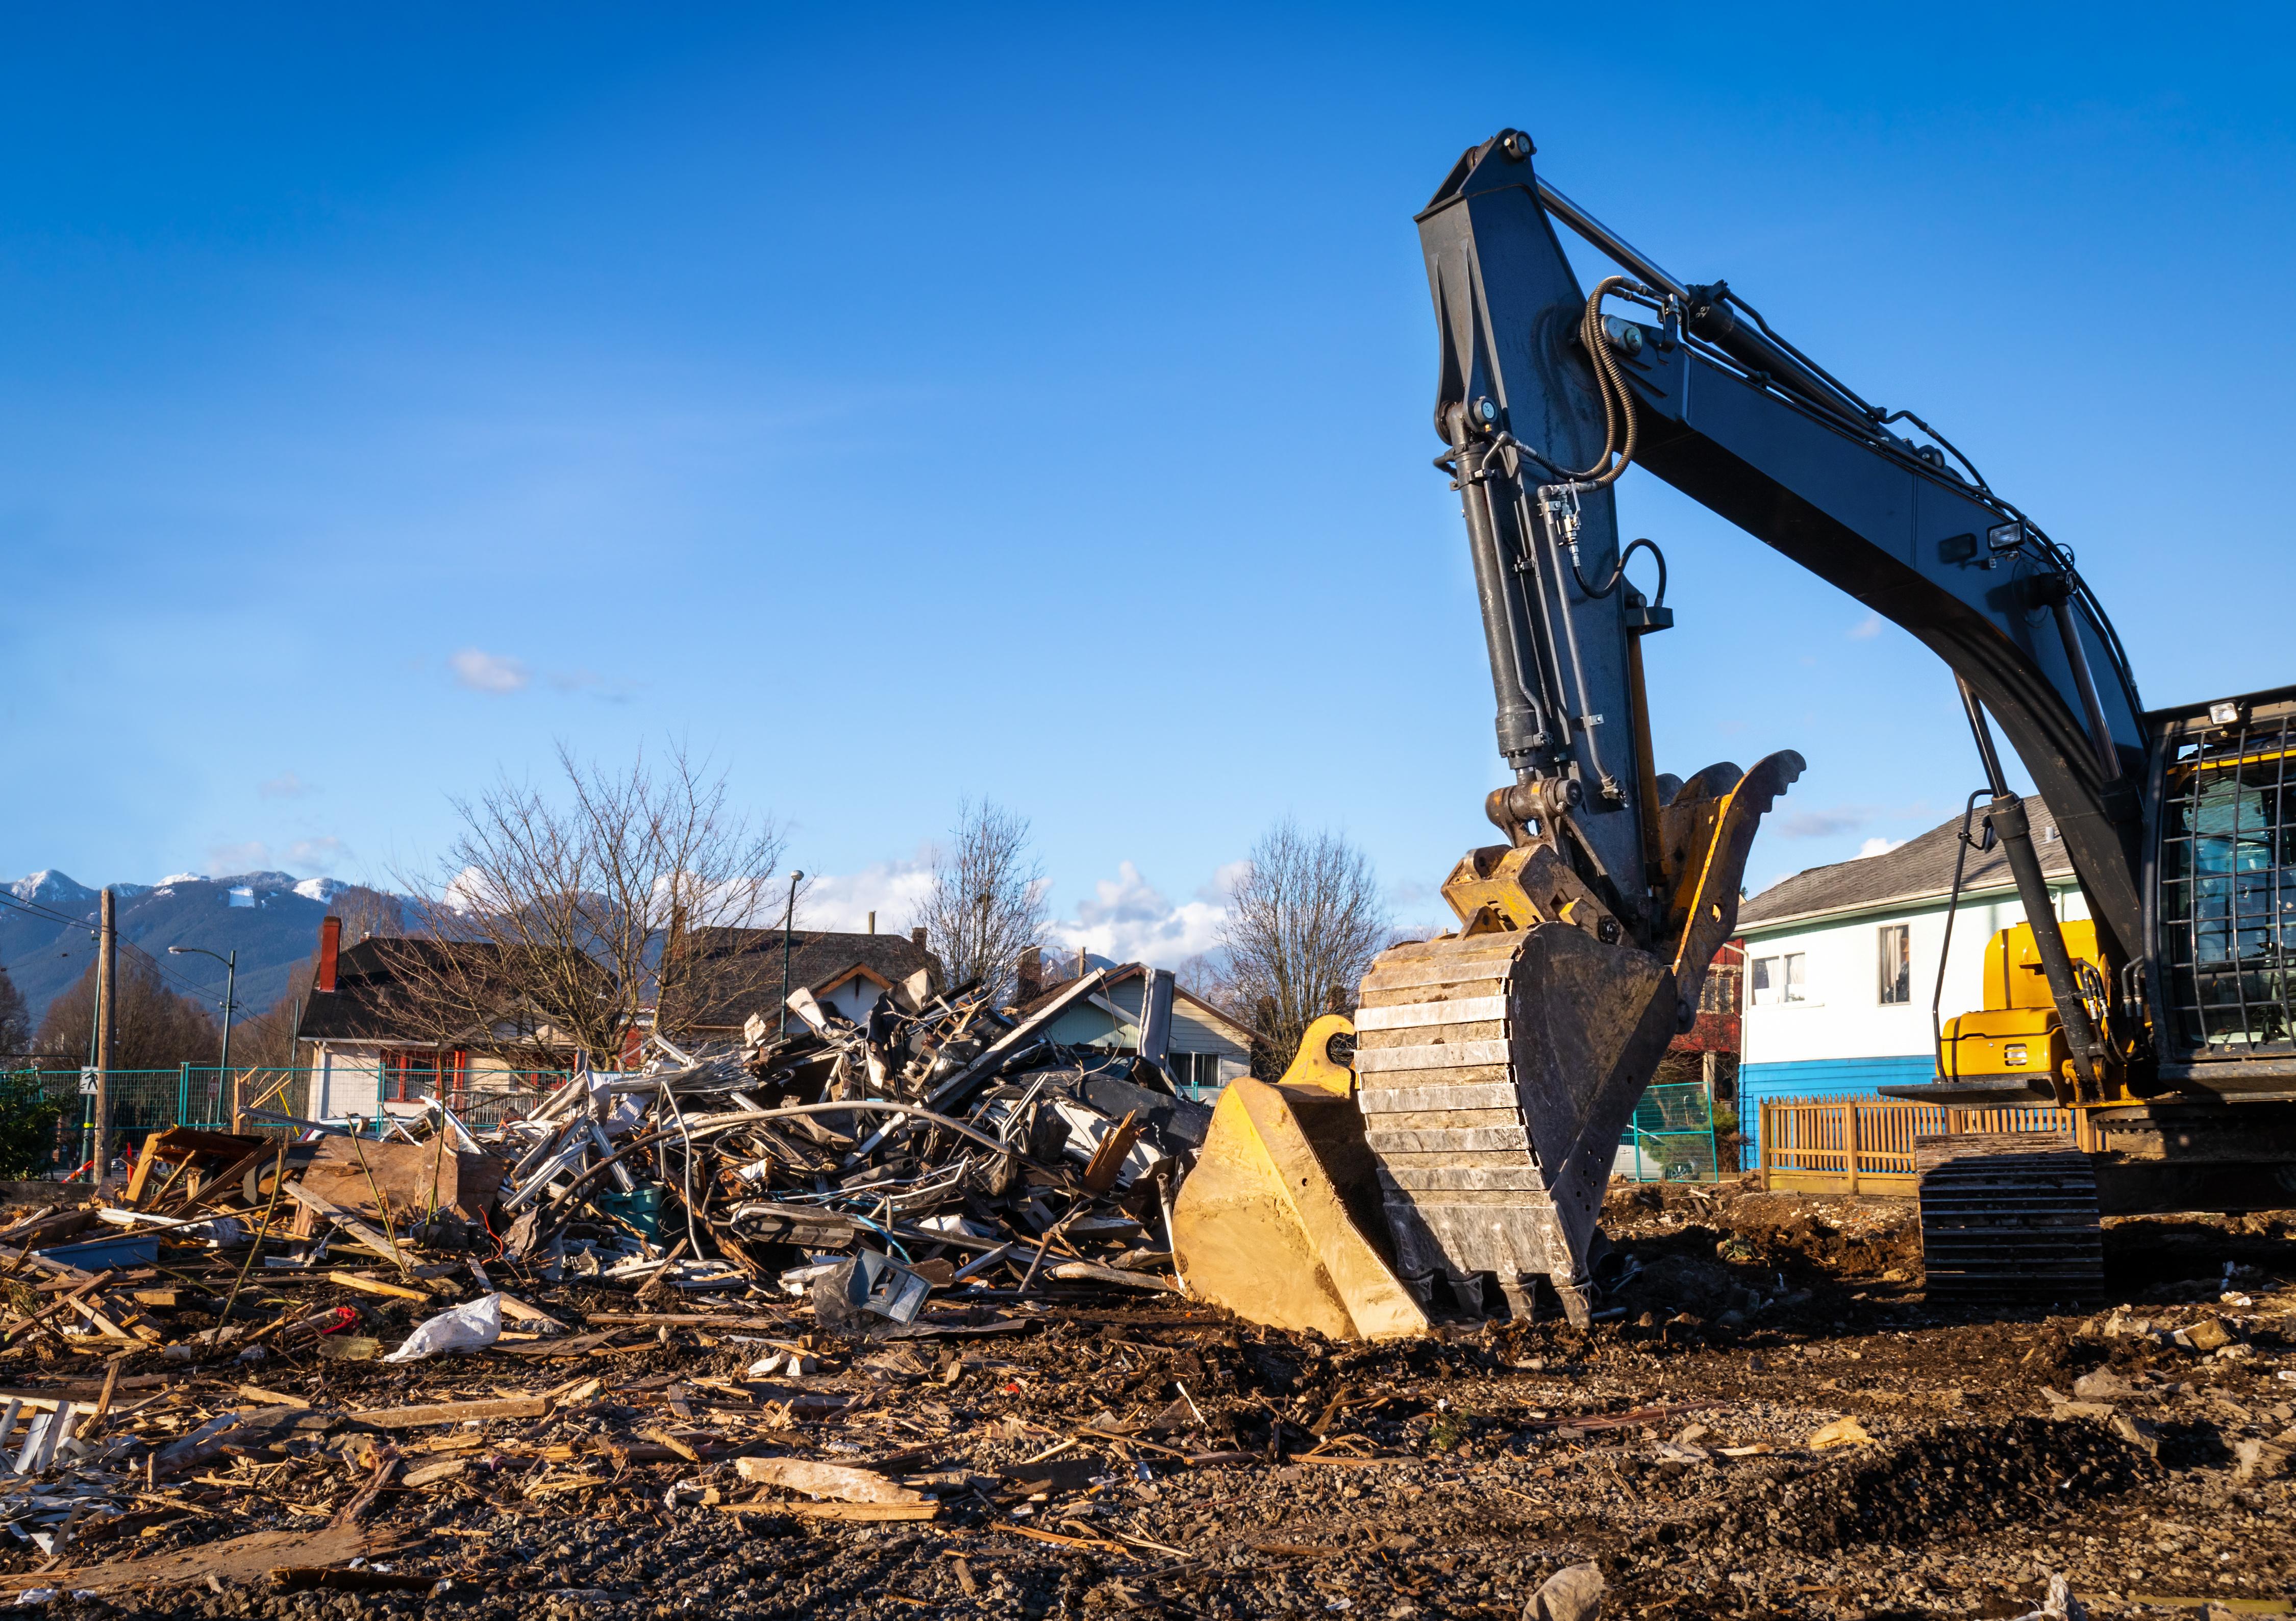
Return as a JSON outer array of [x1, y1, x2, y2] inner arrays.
[[2210, 700, 2242, 726]]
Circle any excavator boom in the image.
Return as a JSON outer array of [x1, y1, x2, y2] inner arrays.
[[1177, 132, 2296, 1334]]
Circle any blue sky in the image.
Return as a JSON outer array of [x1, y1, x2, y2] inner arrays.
[[5, 4, 2293, 962]]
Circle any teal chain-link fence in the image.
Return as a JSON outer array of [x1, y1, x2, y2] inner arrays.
[[1, 1065, 575, 1179], [1618, 1082, 1722, 1183]]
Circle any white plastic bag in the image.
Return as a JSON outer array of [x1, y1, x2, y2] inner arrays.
[[384, 1292, 503, 1362]]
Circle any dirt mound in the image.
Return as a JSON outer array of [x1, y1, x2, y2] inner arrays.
[[1711, 1415, 2155, 1554]]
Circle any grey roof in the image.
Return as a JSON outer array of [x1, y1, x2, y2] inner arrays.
[[1736, 794, 2076, 932]]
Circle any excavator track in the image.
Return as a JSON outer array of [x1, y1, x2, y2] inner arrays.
[[1915, 1133, 2105, 1304]]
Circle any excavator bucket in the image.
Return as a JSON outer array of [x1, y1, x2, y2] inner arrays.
[[1170, 1015, 1430, 1340], [1356, 752, 1802, 1325], [1172, 754, 1799, 1337]]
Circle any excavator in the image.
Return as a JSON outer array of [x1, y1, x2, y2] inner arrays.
[[1171, 128, 2296, 1335]]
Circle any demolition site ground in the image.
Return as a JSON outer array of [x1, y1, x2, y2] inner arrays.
[[2, 1182, 2290, 1621]]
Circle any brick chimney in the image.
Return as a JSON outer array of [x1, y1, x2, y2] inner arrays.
[[1016, 945, 1043, 1005], [315, 916, 342, 993]]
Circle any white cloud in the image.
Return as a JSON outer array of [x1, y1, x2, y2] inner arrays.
[[1848, 614, 1883, 640], [443, 864, 506, 913], [258, 771, 315, 799], [1049, 861, 1226, 967], [791, 854, 936, 933], [1857, 836, 1906, 859], [451, 648, 531, 694], [285, 836, 350, 874], [793, 854, 1238, 968]]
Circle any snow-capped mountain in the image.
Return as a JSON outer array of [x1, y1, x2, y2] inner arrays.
[[1, 870, 396, 1032]]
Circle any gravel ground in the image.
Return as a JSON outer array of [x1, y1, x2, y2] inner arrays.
[[11, 1181, 2293, 1621]]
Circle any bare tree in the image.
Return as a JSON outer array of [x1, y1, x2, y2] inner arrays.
[[35, 958, 219, 1071], [394, 743, 792, 1065], [1213, 819, 1390, 1071], [0, 964, 28, 1058], [912, 799, 1047, 1004]]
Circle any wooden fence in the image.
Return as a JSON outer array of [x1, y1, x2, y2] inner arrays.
[[1756, 1095, 2097, 1196]]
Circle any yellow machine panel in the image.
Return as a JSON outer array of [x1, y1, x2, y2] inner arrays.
[[1939, 919, 2102, 1090]]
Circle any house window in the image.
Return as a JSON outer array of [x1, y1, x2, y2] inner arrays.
[[1166, 1053, 1228, 1094], [1753, 954, 1807, 1006], [1878, 924, 1912, 1005], [384, 1049, 467, 1103]]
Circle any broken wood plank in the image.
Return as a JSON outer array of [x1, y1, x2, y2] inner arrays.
[[325, 1271, 431, 1304], [1048, 1260, 1180, 1293], [732, 1458, 926, 1504], [494, 1293, 568, 1331], [281, 1184, 410, 1276], [348, 1395, 551, 1430], [718, 1500, 939, 1522], [0, 1527, 401, 1595], [995, 1523, 1118, 1551], [637, 1427, 701, 1463]]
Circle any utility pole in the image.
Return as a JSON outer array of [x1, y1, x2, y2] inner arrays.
[[93, 888, 116, 1186]]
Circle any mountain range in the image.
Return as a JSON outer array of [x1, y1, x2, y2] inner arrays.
[[2, 870, 367, 1040]]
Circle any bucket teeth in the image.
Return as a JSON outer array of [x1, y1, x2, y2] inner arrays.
[[1355, 927, 1679, 1326]]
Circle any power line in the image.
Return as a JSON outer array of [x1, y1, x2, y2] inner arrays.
[[0, 889, 235, 1005]]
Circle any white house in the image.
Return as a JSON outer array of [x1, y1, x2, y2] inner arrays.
[[1734, 795, 2084, 1129]]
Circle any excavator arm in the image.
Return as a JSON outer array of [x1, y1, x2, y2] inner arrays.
[[1175, 130, 2206, 1337], [1417, 129, 2151, 1099]]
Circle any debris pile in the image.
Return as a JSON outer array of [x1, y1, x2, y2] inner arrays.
[[481, 969, 1213, 1320], [0, 1060, 2286, 1613]]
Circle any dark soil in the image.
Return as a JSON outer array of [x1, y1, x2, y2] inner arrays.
[[11, 1182, 2295, 1621]]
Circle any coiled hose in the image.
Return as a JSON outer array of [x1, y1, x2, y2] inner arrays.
[[1565, 275, 1639, 486]]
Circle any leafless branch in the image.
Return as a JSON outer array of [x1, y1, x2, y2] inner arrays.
[[910, 799, 1047, 1004], [1211, 818, 1390, 1071], [391, 743, 791, 1064]]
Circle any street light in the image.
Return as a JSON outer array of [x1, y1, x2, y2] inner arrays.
[[169, 945, 238, 1128], [779, 870, 804, 1042]]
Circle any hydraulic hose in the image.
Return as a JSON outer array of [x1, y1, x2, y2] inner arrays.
[[1565, 276, 1639, 486], [1570, 536, 1667, 605]]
